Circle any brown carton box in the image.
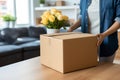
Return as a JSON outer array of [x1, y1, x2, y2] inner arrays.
[[40, 32, 98, 73], [55, 1, 65, 6]]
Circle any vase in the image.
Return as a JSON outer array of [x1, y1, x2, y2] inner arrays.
[[47, 28, 60, 34], [10, 21, 16, 28], [4, 21, 10, 28], [40, 4, 45, 7]]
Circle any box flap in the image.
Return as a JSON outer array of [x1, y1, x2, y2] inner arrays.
[[42, 32, 97, 40], [42, 32, 77, 37]]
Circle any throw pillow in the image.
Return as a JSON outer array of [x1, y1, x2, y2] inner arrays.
[[1, 28, 18, 44], [0, 30, 3, 42]]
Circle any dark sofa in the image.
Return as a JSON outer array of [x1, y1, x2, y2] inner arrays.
[[0, 26, 46, 66], [0, 26, 81, 66]]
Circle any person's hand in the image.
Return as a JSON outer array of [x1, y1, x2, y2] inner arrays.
[[67, 28, 73, 32], [96, 33, 106, 46]]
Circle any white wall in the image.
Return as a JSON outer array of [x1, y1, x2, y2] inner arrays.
[[45, 0, 80, 6]]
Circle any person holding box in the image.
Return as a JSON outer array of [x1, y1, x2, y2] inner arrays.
[[68, 0, 120, 63]]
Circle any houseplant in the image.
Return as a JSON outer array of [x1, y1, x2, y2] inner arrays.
[[10, 16, 17, 28], [2, 14, 17, 28], [41, 8, 69, 34], [2, 14, 11, 27], [39, 0, 45, 7]]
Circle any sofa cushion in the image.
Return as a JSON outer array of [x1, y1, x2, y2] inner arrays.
[[14, 37, 38, 45], [0, 42, 8, 46], [23, 50, 40, 60], [19, 40, 40, 50], [0, 28, 18, 44], [0, 52, 22, 66], [28, 26, 46, 39], [15, 27, 29, 37], [0, 45, 22, 57]]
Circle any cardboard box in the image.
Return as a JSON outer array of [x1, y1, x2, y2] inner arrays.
[[40, 32, 98, 73], [36, 18, 42, 25], [55, 1, 65, 6]]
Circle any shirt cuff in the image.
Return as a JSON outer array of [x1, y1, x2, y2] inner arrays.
[[115, 17, 120, 23], [78, 15, 82, 19]]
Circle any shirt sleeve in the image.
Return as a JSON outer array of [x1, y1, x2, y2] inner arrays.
[[115, 0, 120, 23], [78, 15, 82, 19]]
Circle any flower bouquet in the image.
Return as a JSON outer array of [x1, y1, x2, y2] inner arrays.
[[41, 8, 69, 33]]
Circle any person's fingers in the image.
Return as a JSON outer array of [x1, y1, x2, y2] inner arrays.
[[97, 39, 102, 46], [96, 34, 100, 46], [97, 34, 103, 46], [96, 34, 100, 40], [97, 39, 100, 46], [67, 29, 71, 32]]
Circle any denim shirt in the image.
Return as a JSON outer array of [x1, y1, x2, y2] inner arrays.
[[80, 0, 120, 57]]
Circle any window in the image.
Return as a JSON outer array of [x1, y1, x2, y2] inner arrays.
[[15, 0, 30, 25], [0, 0, 30, 28]]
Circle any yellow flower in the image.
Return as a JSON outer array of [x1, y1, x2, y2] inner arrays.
[[41, 17, 48, 25], [40, 8, 69, 29], [50, 8, 61, 15], [41, 15, 46, 19], [51, 11, 55, 15], [57, 10, 61, 13], [55, 12, 62, 17], [50, 8, 57, 13], [48, 15, 55, 22], [50, 8, 57, 15], [63, 15, 69, 20], [43, 11, 51, 16], [41, 14, 50, 20], [57, 15, 65, 21]]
